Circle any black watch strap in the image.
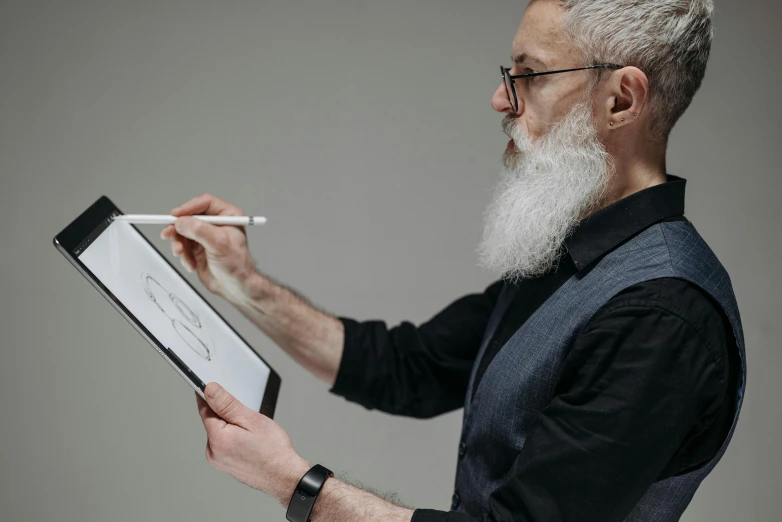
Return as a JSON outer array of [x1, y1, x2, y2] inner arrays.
[[286, 464, 333, 522]]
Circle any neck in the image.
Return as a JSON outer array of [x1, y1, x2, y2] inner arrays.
[[600, 144, 668, 210]]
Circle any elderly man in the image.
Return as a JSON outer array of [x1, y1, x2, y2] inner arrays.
[[162, 0, 746, 520]]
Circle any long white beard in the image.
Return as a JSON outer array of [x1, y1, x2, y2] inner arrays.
[[478, 101, 613, 282]]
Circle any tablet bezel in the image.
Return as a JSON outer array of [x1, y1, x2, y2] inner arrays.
[[53, 196, 281, 418]]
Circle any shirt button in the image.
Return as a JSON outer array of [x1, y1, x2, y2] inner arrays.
[[451, 491, 461, 509], [458, 442, 467, 458]]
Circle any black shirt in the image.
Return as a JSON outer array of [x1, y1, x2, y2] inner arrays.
[[329, 175, 738, 522]]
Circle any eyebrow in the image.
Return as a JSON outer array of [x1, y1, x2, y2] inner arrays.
[[512, 53, 547, 68]]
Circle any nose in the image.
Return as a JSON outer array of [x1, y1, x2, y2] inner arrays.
[[492, 82, 520, 115]]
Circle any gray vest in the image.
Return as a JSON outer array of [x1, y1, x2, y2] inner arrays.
[[454, 219, 747, 521]]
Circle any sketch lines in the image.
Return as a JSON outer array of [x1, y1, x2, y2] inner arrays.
[[140, 273, 214, 361]]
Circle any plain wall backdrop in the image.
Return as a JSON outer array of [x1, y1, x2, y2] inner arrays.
[[1, 0, 779, 520]]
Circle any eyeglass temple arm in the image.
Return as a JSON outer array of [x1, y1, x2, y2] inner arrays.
[[505, 64, 623, 79]]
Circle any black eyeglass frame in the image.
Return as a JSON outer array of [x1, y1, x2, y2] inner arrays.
[[501, 64, 624, 112]]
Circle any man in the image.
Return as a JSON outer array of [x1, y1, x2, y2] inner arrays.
[[161, 0, 746, 520]]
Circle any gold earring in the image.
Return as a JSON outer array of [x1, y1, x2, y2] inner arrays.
[[621, 118, 625, 122], [633, 113, 638, 117], [609, 122, 614, 126]]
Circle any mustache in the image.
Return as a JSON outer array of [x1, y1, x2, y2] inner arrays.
[[502, 115, 517, 137]]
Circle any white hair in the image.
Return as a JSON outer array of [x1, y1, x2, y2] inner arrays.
[[557, 0, 714, 141], [478, 100, 612, 281]]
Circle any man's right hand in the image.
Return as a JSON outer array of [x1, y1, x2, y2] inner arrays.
[[161, 193, 259, 304], [163, 193, 345, 386]]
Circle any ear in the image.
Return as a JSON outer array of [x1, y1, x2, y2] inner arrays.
[[602, 66, 648, 130]]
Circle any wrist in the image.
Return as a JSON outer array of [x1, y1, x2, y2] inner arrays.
[[230, 269, 274, 307], [275, 456, 313, 507]]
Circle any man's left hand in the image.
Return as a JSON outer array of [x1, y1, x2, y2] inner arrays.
[[195, 382, 311, 504]]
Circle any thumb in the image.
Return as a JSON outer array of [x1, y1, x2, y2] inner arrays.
[[204, 382, 253, 429], [174, 217, 225, 255]]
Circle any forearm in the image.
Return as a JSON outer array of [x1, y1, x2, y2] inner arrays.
[[275, 468, 415, 522], [230, 270, 345, 386], [309, 479, 414, 522]]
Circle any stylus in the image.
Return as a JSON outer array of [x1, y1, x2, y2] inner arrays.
[[113, 214, 267, 226]]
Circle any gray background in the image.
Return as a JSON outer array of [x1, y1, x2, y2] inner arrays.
[[1, 0, 779, 520]]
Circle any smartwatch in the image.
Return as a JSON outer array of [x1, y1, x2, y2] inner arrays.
[[285, 464, 334, 522]]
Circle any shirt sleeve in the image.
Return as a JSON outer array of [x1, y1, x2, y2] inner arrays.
[[412, 283, 729, 521], [329, 280, 504, 418]]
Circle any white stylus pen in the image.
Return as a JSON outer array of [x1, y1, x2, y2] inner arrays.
[[113, 214, 267, 226]]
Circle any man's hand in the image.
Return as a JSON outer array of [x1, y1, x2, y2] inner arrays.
[[196, 382, 415, 521], [196, 382, 311, 503], [161, 193, 259, 303], [165, 193, 345, 393]]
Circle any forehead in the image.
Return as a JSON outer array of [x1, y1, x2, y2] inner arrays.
[[512, 0, 579, 67]]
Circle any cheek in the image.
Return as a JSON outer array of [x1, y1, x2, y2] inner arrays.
[[521, 85, 573, 139], [524, 100, 570, 141], [520, 114, 545, 142], [518, 99, 552, 140]]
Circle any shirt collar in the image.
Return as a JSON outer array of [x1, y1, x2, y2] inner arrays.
[[564, 174, 687, 271]]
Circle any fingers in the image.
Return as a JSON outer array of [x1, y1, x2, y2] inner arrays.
[[171, 193, 244, 218], [179, 237, 198, 273], [203, 382, 253, 431], [163, 228, 197, 272], [161, 224, 176, 239], [171, 235, 185, 256], [189, 240, 206, 272], [196, 392, 227, 431], [174, 217, 227, 256]]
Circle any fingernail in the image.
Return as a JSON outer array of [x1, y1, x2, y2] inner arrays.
[[207, 384, 222, 399]]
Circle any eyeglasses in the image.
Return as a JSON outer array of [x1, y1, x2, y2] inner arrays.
[[501, 64, 624, 112]]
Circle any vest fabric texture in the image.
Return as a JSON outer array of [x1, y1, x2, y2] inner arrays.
[[454, 219, 747, 521]]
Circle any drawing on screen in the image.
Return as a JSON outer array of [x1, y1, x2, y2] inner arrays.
[[141, 273, 214, 361]]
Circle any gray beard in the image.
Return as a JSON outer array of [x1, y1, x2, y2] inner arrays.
[[477, 101, 613, 282]]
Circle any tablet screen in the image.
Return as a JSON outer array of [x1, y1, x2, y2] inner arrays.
[[77, 217, 271, 411]]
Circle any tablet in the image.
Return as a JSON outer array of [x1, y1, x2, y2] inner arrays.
[[53, 196, 281, 418]]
